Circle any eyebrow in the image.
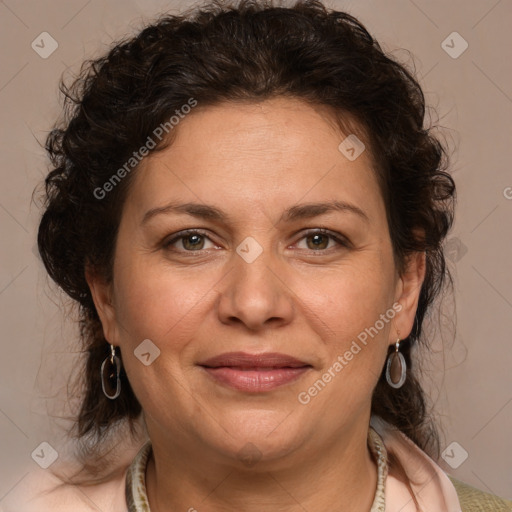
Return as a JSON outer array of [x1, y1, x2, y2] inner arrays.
[[140, 199, 370, 226]]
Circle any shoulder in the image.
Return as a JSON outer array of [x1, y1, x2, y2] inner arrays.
[[369, 415, 512, 511], [0, 466, 129, 512], [448, 476, 512, 511]]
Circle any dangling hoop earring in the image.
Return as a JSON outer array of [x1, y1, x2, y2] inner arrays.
[[385, 337, 407, 389], [101, 344, 121, 399]]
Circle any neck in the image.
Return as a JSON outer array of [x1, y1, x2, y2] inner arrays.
[[145, 419, 378, 512]]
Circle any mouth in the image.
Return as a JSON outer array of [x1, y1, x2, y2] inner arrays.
[[198, 352, 312, 393]]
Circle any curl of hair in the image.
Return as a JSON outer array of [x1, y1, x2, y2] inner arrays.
[[36, 0, 455, 477]]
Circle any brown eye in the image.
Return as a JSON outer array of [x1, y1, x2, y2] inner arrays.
[[182, 233, 205, 250], [163, 229, 216, 252], [295, 229, 349, 252], [305, 233, 330, 250]]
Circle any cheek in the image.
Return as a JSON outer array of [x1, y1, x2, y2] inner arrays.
[[296, 280, 393, 415], [299, 260, 395, 341], [294, 255, 395, 398], [111, 256, 208, 416], [113, 253, 214, 346]]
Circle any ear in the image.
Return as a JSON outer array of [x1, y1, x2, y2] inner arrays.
[[85, 264, 120, 346], [391, 250, 426, 344]]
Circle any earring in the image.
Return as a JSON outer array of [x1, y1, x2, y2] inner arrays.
[[101, 344, 121, 399], [385, 338, 407, 389]]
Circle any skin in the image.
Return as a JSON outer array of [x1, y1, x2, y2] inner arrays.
[[87, 97, 425, 512]]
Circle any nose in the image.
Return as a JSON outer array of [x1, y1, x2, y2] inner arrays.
[[216, 244, 295, 331]]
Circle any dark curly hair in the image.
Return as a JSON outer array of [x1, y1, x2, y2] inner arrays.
[[35, 0, 455, 481]]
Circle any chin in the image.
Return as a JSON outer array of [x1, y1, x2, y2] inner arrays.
[[201, 408, 306, 467]]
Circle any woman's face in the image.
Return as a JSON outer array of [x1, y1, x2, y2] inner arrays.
[[88, 97, 424, 467]]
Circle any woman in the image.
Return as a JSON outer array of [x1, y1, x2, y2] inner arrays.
[[23, 0, 511, 510]]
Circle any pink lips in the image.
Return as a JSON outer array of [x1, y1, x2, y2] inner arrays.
[[199, 352, 312, 393]]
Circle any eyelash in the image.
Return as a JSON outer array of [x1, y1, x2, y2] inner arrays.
[[162, 228, 350, 255]]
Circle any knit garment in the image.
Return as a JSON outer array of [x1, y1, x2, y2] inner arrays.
[[125, 426, 389, 512], [448, 477, 512, 511]]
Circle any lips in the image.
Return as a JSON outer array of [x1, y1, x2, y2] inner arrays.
[[199, 351, 310, 369], [198, 352, 312, 392]]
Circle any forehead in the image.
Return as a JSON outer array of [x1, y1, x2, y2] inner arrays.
[[124, 97, 384, 223]]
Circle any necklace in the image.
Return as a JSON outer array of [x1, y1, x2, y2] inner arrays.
[[126, 426, 388, 511]]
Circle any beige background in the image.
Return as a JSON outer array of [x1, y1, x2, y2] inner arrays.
[[0, 0, 511, 506]]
